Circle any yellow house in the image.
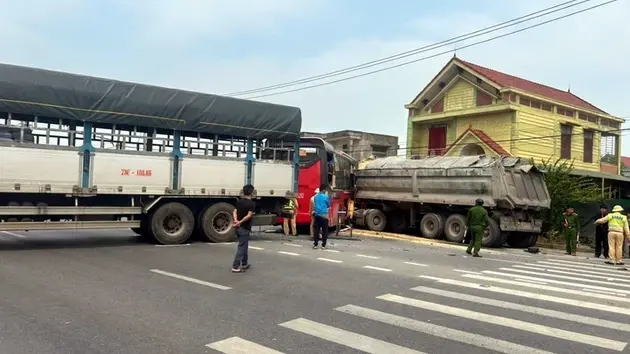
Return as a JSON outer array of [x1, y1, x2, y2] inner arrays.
[[406, 56, 625, 175]]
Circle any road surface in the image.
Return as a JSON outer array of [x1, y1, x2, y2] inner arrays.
[[0, 229, 628, 354]]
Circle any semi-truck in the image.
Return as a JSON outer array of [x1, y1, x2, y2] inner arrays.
[[351, 155, 551, 248], [0, 63, 302, 244]]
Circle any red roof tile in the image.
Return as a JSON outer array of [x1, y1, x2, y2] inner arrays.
[[456, 58, 607, 114], [621, 156, 630, 167], [443, 127, 511, 156]]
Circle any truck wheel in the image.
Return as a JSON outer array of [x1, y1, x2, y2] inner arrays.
[[149, 202, 194, 245], [506, 233, 538, 248], [482, 218, 502, 248], [200, 202, 237, 243], [420, 213, 443, 239], [444, 214, 467, 243], [388, 212, 409, 234], [365, 209, 387, 232]]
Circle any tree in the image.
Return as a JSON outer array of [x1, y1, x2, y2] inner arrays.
[[538, 158, 602, 233]]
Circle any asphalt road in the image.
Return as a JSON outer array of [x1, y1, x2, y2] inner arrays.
[[0, 229, 629, 354]]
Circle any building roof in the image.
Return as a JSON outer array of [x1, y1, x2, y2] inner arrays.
[[457, 58, 607, 114], [621, 156, 630, 167], [444, 126, 511, 156]]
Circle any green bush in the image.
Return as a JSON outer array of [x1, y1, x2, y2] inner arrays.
[[538, 158, 603, 234]]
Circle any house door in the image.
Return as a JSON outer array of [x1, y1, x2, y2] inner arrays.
[[428, 126, 446, 156]]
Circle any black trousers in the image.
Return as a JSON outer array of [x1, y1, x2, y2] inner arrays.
[[313, 216, 329, 246], [595, 231, 609, 258]]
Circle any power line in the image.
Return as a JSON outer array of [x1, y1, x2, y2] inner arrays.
[[244, 0, 617, 100], [226, 0, 587, 97]]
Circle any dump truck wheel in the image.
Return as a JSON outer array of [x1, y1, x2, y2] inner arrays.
[[388, 212, 409, 234], [482, 218, 501, 247], [420, 213, 443, 239], [444, 214, 467, 243], [365, 209, 387, 232], [200, 202, 237, 243], [149, 202, 194, 245]]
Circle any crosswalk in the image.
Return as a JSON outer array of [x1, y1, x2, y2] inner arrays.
[[206, 257, 630, 353]]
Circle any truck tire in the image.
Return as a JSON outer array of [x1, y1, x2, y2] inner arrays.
[[506, 233, 538, 248], [444, 214, 467, 243], [365, 209, 387, 232], [482, 218, 501, 248], [149, 202, 194, 245], [388, 212, 409, 234], [199, 202, 237, 243], [420, 213, 443, 239]]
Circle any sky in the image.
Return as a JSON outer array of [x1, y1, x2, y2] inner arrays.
[[1, 0, 629, 155]]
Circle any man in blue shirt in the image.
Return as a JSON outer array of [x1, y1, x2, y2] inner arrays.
[[313, 183, 331, 249]]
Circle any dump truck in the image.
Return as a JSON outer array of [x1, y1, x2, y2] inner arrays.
[[351, 155, 551, 248], [0, 63, 302, 245]]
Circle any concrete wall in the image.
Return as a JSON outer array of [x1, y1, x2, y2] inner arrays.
[[301, 130, 399, 161]]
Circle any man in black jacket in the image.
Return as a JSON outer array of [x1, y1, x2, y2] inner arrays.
[[594, 204, 609, 258]]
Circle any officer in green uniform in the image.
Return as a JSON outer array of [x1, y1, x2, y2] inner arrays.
[[563, 207, 580, 256], [466, 198, 488, 257]]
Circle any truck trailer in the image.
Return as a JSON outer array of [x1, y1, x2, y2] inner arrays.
[[0, 63, 302, 244], [351, 155, 551, 248]]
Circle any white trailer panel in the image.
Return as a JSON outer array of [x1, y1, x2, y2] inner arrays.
[[0, 146, 79, 194], [91, 152, 172, 194], [255, 161, 293, 196], [180, 158, 245, 196]]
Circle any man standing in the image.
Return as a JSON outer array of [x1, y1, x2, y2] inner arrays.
[[313, 184, 331, 250], [309, 188, 319, 240], [231, 184, 255, 273], [466, 198, 488, 258], [594, 204, 609, 258], [595, 205, 629, 265], [282, 194, 299, 238], [563, 207, 580, 256]]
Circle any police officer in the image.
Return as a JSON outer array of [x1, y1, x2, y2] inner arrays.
[[563, 207, 580, 256], [466, 198, 488, 257], [595, 205, 629, 265]]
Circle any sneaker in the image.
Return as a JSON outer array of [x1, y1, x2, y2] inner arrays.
[[321, 246, 327, 250], [465, 250, 472, 255], [232, 268, 244, 273], [313, 245, 318, 249], [241, 264, 251, 270], [472, 253, 482, 258], [618, 262, 625, 266]]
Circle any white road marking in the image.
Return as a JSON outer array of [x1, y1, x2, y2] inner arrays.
[[403, 262, 428, 267], [479, 258, 528, 264], [481, 270, 630, 294], [511, 277, 548, 285], [317, 257, 343, 263], [155, 243, 191, 247], [581, 288, 627, 297], [537, 261, 630, 276], [324, 249, 341, 253], [411, 285, 630, 332], [1, 231, 26, 239], [363, 265, 392, 272], [513, 264, 630, 283], [378, 294, 627, 351], [497, 267, 630, 288], [453, 269, 480, 274], [279, 318, 424, 354], [277, 251, 300, 256], [546, 258, 624, 270], [283, 243, 303, 248], [263, 240, 273, 243], [206, 336, 284, 354], [149, 269, 231, 290], [356, 254, 380, 259], [249, 246, 265, 250], [458, 273, 630, 304], [336, 304, 554, 354]]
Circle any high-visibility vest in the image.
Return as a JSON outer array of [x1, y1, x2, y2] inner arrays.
[[283, 199, 297, 213], [608, 212, 628, 230]]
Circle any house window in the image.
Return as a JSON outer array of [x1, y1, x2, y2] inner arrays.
[[510, 93, 517, 102], [601, 118, 621, 129], [541, 103, 552, 112], [428, 126, 447, 156], [371, 145, 389, 157], [342, 144, 348, 152], [476, 89, 493, 106], [431, 97, 444, 113], [520, 97, 531, 106], [557, 107, 574, 117], [583, 130, 594, 163], [560, 124, 572, 159]]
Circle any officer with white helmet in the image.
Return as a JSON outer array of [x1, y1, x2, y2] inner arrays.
[[595, 205, 630, 265]]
